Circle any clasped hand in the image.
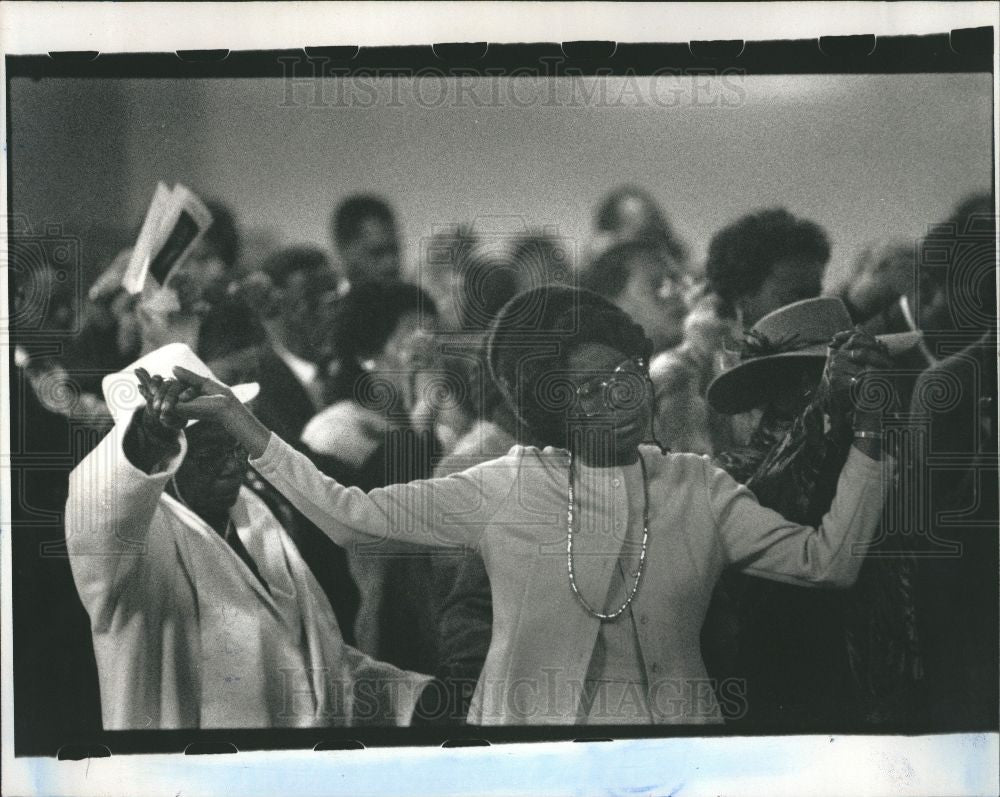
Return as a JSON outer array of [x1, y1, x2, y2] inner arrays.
[[135, 366, 236, 431], [820, 328, 894, 423], [135, 366, 270, 459]]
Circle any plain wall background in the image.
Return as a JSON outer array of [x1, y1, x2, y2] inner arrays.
[[9, 73, 994, 286]]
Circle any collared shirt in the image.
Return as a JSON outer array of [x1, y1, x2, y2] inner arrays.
[[272, 341, 323, 408], [272, 342, 319, 389]]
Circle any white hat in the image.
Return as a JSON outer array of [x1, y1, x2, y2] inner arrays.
[[102, 342, 260, 427]]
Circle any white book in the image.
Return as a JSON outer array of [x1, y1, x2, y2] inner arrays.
[[123, 182, 213, 296]]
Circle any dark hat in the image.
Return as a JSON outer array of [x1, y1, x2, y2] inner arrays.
[[707, 297, 922, 415]]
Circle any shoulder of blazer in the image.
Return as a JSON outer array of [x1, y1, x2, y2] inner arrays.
[[639, 444, 709, 481]]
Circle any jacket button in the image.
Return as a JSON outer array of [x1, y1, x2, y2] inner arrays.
[[613, 478, 621, 488], [640, 616, 648, 625]]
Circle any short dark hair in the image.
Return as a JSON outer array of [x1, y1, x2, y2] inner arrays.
[[332, 195, 396, 248], [705, 208, 831, 306], [487, 286, 652, 447], [331, 279, 436, 364], [508, 232, 573, 292], [456, 252, 522, 331], [203, 200, 241, 270], [263, 245, 332, 289], [580, 240, 674, 300], [198, 299, 268, 362]]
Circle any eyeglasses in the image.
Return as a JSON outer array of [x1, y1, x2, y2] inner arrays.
[[574, 357, 651, 418]]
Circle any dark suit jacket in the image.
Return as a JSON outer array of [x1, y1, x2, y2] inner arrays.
[[910, 335, 999, 731], [253, 347, 320, 447]]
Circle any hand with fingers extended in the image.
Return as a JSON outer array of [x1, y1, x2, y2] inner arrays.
[[154, 365, 238, 425], [135, 367, 193, 434], [125, 367, 189, 472], [168, 366, 272, 459]]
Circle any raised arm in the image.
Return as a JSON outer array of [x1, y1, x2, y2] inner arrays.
[[250, 432, 512, 552], [707, 446, 888, 588], [709, 328, 893, 587], [65, 373, 189, 628], [169, 366, 514, 552]]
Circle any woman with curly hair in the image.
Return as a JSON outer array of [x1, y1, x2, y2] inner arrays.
[[151, 285, 892, 726]]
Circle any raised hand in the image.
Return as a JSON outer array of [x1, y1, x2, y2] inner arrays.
[[171, 365, 271, 458], [124, 367, 188, 472], [162, 365, 236, 425], [135, 367, 190, 437], [821, 329, 892, 442], [823, 328, 894, 418]]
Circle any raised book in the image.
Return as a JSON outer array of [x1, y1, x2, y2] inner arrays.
[[122, 182, 213, 296]]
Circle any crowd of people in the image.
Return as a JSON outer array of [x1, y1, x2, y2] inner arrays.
[[9, 185, 997, 735]]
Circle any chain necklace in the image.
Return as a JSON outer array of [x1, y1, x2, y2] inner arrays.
[[566, 451, 649, 621]]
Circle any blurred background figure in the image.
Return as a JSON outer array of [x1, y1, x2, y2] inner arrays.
[[260, 245, 340, 408], [830, 239, 916, 329], [300, 280, 440, 674], [581, 240, 691, 354], [59, 249, 143, 415], [198, 298, 317, 446], [192, 199, 243, 303], [455, 247, 522, 334], [648, 291, 733, 456], [907, 191, 997, 732], [330, 194, 402, 289], [590, 185, 688, 273], [508, 229, 574, 294], [302, 280, 437, 484], [416, 343, 518, 725], [706, 207, 830, 329], [13, 260, 111, 424], [895, 192, 997, 369], [9, 254, 104, 744], [420, 224, 481, 331], [653, 207, 833, 456]]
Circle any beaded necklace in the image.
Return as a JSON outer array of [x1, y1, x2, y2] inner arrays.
[[566, 451, 649, 620]]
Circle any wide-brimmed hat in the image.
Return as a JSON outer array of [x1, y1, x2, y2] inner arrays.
[[102, 342, 259, 427], [707, 297, 921, 415]]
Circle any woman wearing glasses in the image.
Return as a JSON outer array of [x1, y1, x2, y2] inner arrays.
[[155, 286, 892, 726]]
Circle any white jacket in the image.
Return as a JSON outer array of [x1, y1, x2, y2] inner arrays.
[[65, 413, 430, 730]]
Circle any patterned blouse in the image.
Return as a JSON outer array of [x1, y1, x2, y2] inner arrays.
[[715, 399, 923, 727]]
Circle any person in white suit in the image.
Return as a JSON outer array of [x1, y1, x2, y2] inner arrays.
[[65, 343, 430, 730]]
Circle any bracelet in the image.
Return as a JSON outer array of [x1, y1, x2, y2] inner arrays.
[[853, 430, 883, 440]]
